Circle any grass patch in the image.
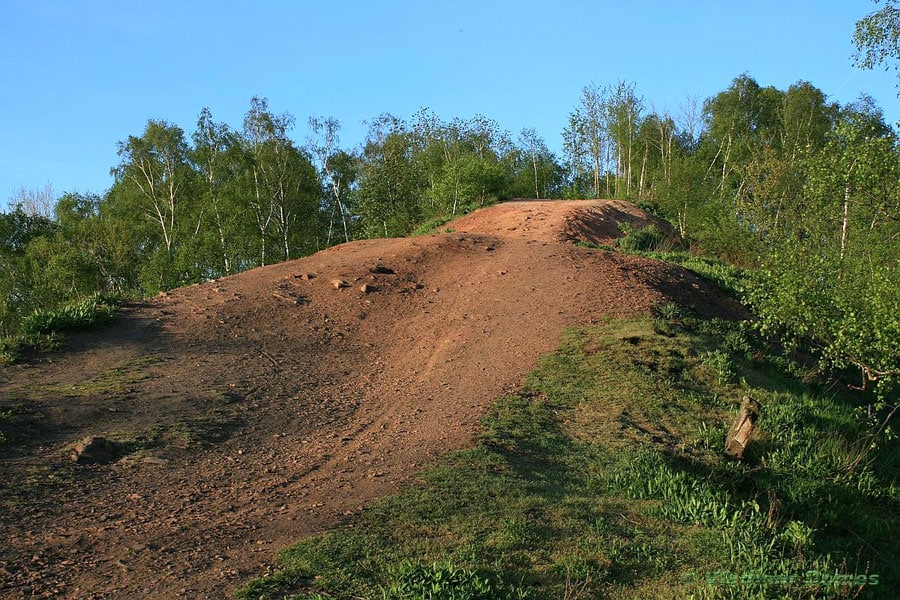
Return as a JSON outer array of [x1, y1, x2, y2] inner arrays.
[[238, 317, 898, 599], [20, 292, 121, 335], [143, 410, 244, 450], [411, 215, 455, 236], [639, 251, 748, 297], [17, 354, 163, 400], [615, 222, 670, 252], [1, 293, 122, 364]]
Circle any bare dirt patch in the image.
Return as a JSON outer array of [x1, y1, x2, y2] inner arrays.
[[0, 200, 742, 599]]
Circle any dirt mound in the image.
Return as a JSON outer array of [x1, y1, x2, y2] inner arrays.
[[0, 200, 742, 599]]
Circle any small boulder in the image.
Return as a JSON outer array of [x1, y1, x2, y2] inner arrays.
[[331, 279, 350, 290], [71, 436, 121, 464], [360, 283, 378, 294]]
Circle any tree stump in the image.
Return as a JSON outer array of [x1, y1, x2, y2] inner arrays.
[[725, 396, 761, 459]]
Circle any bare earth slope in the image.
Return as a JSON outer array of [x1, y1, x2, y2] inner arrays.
[[0, 200, 741, 599]]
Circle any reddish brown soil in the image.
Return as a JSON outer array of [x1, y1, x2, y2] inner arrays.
[[0, 200, 742, 599]]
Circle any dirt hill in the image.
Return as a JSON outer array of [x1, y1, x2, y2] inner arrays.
[[0, 200, 742, 599]]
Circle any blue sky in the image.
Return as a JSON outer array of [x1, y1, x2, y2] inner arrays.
[[1, 0, 897, 203]]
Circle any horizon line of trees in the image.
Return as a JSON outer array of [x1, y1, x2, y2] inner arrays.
[[2, 71, 898, 396]]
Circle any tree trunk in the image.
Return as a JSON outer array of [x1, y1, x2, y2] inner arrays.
[[840, 184, 851, 263], [638, 143, 648, 198], [725, 396, 761, 460]]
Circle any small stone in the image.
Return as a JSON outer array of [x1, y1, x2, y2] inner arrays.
[[71, 437, 122, 464], [331, 279, 350, 289], [359, 283, 377, 294]]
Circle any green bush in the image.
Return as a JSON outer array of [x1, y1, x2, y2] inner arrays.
[[1, 293, 120, 363], [615, 223, 666, 252], [20, 292, 120, 335]]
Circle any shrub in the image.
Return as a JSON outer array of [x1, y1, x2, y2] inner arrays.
[[616, 223, 665, 252], [20, 292, 120, 335]]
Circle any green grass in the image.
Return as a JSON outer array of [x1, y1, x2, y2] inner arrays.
[[20, 292, 121, 335], [411, 215, 456, 236], [238, 316, 899, 599], [0, 292, 121, 364], [638, 251, 749, 297]]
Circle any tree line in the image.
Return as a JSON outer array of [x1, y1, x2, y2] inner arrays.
[[0, 97, 565, 331], [2, 74, 898, 395]]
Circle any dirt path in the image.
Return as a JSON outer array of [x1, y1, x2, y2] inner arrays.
[[0, 200, 741, 599]]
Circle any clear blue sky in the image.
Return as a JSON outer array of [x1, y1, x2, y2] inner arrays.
[[2, 0, 897, 204]]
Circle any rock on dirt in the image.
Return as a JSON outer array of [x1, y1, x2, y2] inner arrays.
[[70, 436, 122, 464]]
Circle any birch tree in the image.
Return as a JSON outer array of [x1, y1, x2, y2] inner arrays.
[[563, 84, 609, 197], [854, 0, 900, 90], [308, 116, 354, 244], [242, 97, 319, 264], [112, 120, 194, 289]]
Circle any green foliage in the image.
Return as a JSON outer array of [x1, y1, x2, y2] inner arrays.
[[700, 349, 735, 385], [648, 252, 748, 296], [614, 222, 666, 252], [743, 108, 900, 398], [381, 560, 525, 600], [853, 0, 900, 88], [412, 215, 455, 236], [1, 293, 119, 363], [20, 293, 120, 336]]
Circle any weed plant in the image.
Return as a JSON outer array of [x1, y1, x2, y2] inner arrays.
[[239, 316, 898, 599], [615, 222, 667, 252], [412, 215, 456, 236], [20, 292, 121, 335], [0, 293, 121, 363]]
